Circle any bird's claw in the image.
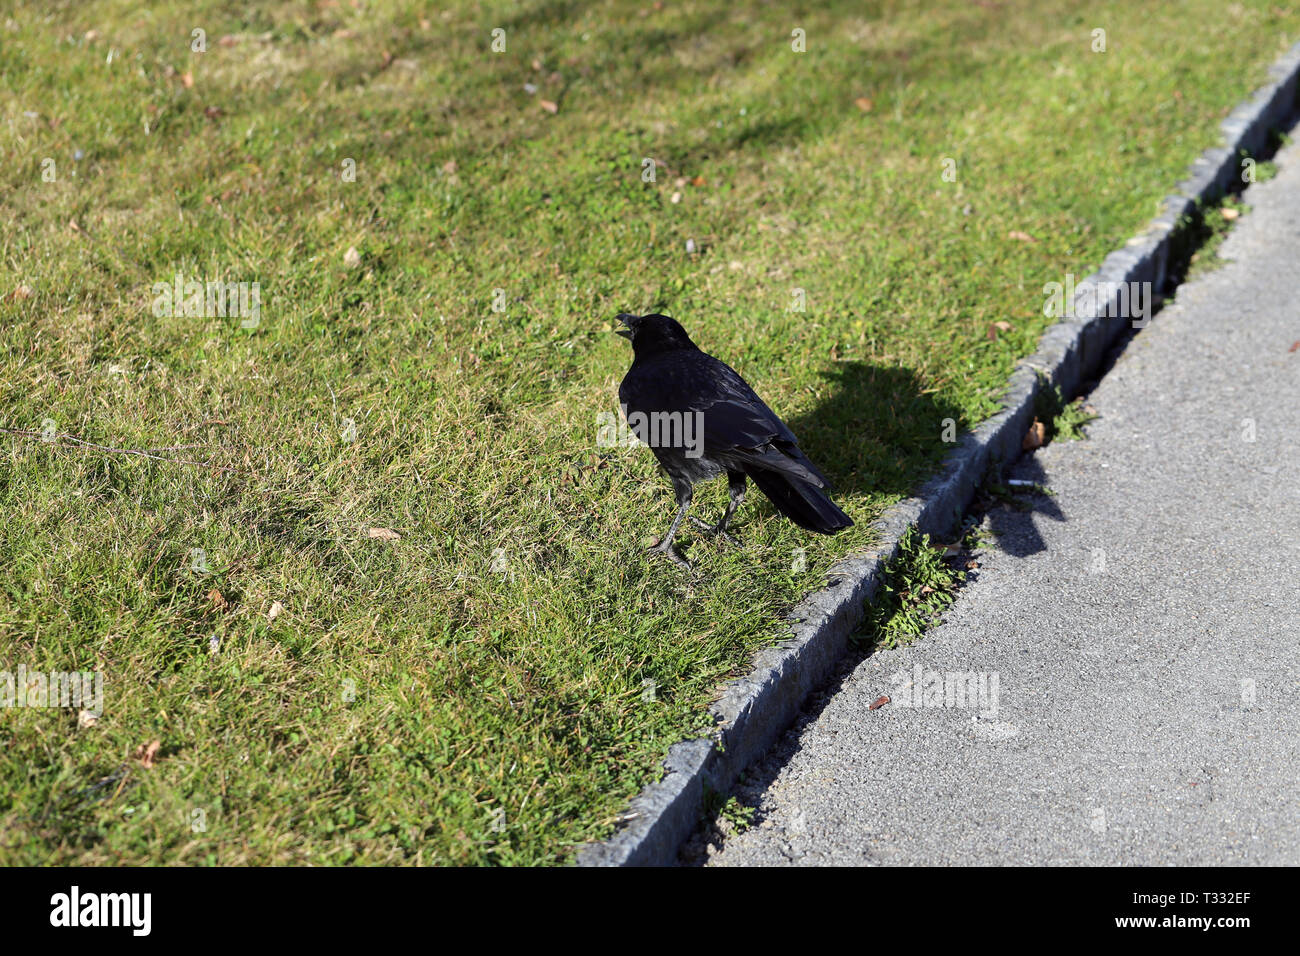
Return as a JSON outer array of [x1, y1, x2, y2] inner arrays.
[[646, 541, 692, 569]]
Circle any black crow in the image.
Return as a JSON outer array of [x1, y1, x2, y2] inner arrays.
[[616, 312, 852, 567]]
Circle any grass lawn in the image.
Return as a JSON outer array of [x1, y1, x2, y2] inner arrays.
[[1, 0, 1296, 864]]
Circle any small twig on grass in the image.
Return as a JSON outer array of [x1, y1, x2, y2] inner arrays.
[[0, 427, 242, 472]]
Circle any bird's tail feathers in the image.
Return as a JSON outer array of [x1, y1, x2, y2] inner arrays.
[[739, 442, 833, 490], [744, 466, 853, 534]]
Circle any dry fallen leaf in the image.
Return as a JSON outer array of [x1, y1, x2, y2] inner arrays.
[[343, 246, 361, 269], [77, 709, 98, 730], [539, 99, 559, 114], [690, 175, 705, 187], [10, 285, 32, 301], [268, 600, 284, 622], [207, 587, 229, 611], [180, 71, 194, 88], [1290, 341, 1300, 353], [670, 191, 682, 204], [1007, 230, 1036, 242], [203, 105, 224, 119], [993, 321, 1013, 332], [367, 527, 401, 541], [1221, 207, 1240, 221], [134, 739, 162, 769], [869, 696, 890, 711], [1022, 418, 1047, 450], [854, 97, 874, 112]]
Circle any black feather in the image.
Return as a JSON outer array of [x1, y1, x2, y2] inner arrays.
[[743, 466, 854, 534], [616, 312, 853, 562]]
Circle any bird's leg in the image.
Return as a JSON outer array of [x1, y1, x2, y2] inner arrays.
[[648, 486, 693, 568], [691, 472, 746, 545]]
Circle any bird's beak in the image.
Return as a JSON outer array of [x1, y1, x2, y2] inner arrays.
[[615, 313, 636, 339]]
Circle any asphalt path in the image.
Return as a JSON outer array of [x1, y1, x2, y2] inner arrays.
[[700, 130, 1300, 867]]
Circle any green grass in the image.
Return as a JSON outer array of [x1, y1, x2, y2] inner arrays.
[[857, 528, 967, 649], [1185, 194, 1252, 278], [702, 785, 756, 835], [1051, 397, 1099, 442], [1035, 382, 1100, 441], [1, 0, 1297, 864]]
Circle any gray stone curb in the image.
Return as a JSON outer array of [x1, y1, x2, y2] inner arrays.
[[576, 40, 1300, 867]]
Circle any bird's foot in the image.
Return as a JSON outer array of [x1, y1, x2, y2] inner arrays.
[[690, 517, 740, 547], [646, 540, 692, 569]]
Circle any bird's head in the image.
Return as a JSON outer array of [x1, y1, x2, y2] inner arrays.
[[615, 313, 696, 354]]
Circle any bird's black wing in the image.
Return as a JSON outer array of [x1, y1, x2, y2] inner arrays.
[[620, 352, 832, 488]]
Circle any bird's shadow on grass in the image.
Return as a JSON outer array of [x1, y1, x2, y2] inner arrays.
[[781, 360, 1068, 555], [782, 361, 968, 503]]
